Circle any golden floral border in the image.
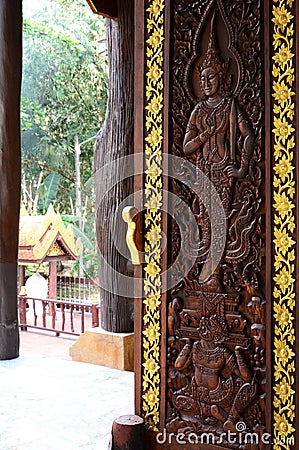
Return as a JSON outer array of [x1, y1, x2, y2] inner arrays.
[[272, 1, 296, 448], [142, 0, 165, 430]]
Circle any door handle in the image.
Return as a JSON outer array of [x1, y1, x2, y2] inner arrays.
[[122, 206, 142, 265]]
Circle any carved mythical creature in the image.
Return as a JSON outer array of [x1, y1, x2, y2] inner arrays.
[[171, 314, 257, 432], [183, 19, 254, 292]]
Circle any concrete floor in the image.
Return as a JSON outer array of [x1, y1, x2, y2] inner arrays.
[[0, 330, 134, 450]]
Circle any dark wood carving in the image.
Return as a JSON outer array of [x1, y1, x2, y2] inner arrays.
[[167, 0, 265, 444]]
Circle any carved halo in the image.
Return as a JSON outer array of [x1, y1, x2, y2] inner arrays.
[[184, 0, 244, 104]]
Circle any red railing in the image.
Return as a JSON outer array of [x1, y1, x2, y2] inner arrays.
[[18, 295, 100, 336], [57, 276, 99, 304]]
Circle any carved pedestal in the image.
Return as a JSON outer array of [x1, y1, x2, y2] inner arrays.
[[70, 327, 134, 371]]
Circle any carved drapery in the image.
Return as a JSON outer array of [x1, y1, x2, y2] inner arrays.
[[272, 1, 296, 448]]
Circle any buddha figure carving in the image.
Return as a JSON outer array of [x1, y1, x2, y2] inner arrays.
[[183, 21, 254, 292]]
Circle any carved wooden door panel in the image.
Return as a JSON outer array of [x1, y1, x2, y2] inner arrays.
[[134, 0, 297, 449]]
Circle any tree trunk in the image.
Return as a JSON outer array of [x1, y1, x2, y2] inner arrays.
[[0, 0, 22, 359], [93, 0, 134, 333]]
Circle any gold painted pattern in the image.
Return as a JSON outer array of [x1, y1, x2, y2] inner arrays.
[[142, 0, 165, 430], [272, 1, 296, 448], [48, 242, 65, 257]]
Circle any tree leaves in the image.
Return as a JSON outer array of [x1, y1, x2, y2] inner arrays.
[[22, 0, 108, 210], [37, 173, 61, 213]]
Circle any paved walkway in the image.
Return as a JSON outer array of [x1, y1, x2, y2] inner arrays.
[[0, 330, 134, 450]]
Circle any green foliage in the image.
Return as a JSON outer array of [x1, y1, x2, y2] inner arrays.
[[38, 173, 61, 213], [22, 0, 108, 210], [21, 0, 108, 279], [61, 214, 94, 250], [70, 252, 99, 280]]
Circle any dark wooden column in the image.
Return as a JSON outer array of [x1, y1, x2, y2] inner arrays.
[[0, 0, 22, 360], [93, 0, 134, 333]]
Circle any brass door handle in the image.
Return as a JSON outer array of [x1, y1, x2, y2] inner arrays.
[[122, 206, 142, 265]]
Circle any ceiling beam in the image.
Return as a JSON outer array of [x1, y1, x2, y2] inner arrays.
[[86, 0, 117, 19]]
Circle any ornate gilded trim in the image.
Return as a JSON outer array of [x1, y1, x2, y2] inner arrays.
[[272, 1, 296, 448], [142, 0, 165, 430]]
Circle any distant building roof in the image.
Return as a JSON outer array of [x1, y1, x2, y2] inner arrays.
[[18, 205, 79, 264]]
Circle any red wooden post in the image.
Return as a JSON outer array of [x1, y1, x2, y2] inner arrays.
[[110, 415, 144, 450], [48, 260, 57, 316], [18, 266, 26, 293], [91, 303, 99, 328], [18, 295, 27, 331]]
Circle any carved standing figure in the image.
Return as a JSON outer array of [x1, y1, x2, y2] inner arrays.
[[183, 22, 254, 291]]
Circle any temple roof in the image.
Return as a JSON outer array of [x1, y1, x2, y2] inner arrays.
[[18, 205, 79, 264]]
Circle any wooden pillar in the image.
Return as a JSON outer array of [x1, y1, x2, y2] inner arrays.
[[48, 261, 57, 316], [110, 415, 144, 450], [18, 265, 26, 292], [94, 0, 134, 333], [0, 0, 22, 360], [48, 261, 57, 299]]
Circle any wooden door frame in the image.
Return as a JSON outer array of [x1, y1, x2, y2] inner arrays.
[[133, 0, 297, 449]]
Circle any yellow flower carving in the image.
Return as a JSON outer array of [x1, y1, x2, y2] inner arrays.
[[145, 226, 161, 246], [146, 160, 162, 181], [274, 412, 295, 439], [273, 192, 294, 218], [145, 192, 163, 214], [273, 5, 293, 30], [143, 388, 158, 407], [274, 154, 293, 181], [274, 303, 293, 328], [273, 81, 294, 105], [143, 0, 164, 431], [144, 294, 161, 311], [273, 44, 294, 67], [143, 358, 160, 376], [274, 338, 295, 364], [274, 380, 294, 403], [143, 322, 160, 342], [273, 117, 294, 144], [145, 126, 163, 147], [145, 260, 161, 279], [272, 0, 295, 444], [274, 267, 294, 294], [146, 94, 163, 115], [273, 229, 295, 254], [147, 0, 163, 16], [147, 29, 163, 48], [147, 64, 162, 82]]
